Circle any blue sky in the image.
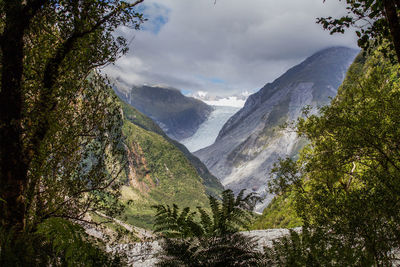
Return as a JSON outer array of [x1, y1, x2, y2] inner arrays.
[[105, 0, 358, 96], [139, 3, 169, 34]]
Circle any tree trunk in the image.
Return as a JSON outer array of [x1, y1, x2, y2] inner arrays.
[[0, 2, 29, 231], [383, 0, 400, 63]]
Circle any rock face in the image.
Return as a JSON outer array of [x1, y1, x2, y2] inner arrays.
[[114, 84, 213, 141], [195, 47, 359, 211]]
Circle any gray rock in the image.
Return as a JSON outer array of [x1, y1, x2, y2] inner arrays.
[[113, 83, 213, 141], [195, 47, 359, 211], [108, 229, 300, 266]]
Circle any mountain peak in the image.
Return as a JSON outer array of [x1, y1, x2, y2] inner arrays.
[[195, 47, 359, 212]]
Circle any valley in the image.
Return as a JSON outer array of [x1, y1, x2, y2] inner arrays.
[[195, 47, 359, 211], [180, 105, 240, 152], [3, 0, 399, 265], [110, 46, 359, 229]]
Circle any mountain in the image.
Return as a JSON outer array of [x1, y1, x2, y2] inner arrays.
[[120, 100, 224, 197], [114, 84, 213, 141], [195, 47, 359, 211], [117, 99, 223, 228]]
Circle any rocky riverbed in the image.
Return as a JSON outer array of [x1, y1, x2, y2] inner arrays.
[[108, 228, 301, 266]]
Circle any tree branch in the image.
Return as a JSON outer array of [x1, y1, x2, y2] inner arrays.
[[383, 0, 400, 62]]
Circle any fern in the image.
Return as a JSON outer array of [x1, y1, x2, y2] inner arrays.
[[153, 189, 261, 238], [152, 204, 203, 238], [153, 189, 263, 266], [157, 233, 264, 266]]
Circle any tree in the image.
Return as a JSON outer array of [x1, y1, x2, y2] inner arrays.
[[269, 46, 400, 265], [152, 189, 265, 266], [0, 0, 145, 232], [318, 0, 400, 63]]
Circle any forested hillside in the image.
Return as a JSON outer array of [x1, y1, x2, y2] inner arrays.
[[120, 99, 224, 198], [118, 99, 223, 228]]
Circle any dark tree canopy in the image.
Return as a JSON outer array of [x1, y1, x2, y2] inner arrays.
[[0, 0, 145, 232], [0, 0, 146, 264], [318, 0, 400, 63]]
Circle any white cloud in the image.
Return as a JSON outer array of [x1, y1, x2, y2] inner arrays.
[[105, 0, 358, 96]]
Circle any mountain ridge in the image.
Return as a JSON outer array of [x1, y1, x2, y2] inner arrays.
[[111, 95, 223, 228], [114, 84, 213, 141], [195, 46, 359, 211], [119, 99, 224, 198]]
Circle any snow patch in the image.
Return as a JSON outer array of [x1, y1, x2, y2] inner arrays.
[[204, 97, 246, 108]]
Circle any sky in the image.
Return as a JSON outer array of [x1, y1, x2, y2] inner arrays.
[[104, 0, 358, 96]]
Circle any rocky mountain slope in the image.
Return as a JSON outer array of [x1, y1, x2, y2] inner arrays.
[[117, 98, 223, 228], [195, 47, 359, 211], [120, 100, 223, 198], [114, 83, 213, 140]]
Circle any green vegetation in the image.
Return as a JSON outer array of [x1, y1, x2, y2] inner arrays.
[[1, 0, 398, 265], [0, 218, 123, 266], [168, 139, 225, 197], [153, 190, 263, 266], [116, 85, 213, 140], [267, 45, 400, 265], [251, 191, 302, 230], [120, 100, 165, 136], [120, 97, 224, 198], [0, 0, 145, 264], [318, 0, 400, 63], [121, 120, 210, 228]]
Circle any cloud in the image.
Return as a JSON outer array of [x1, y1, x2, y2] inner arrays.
[[105, 0, 358, 96]]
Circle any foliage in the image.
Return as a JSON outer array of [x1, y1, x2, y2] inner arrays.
[[120, 99, 166, 136], [318, 0, 400, 62], [0, 0, 145, 264], [120, 97, 223, 200], [0, 0, 145, 231], [158, 233, 263, 267], [264, 226, 371, 266], [121, 119, 211, 228], [268, 47, 400, 265], [0, 218, 122, 266], [153, 189, 263, 266], [118, 92, 224, 198], [251, 158, 303, 230], [153, 189, 261, 238], [251, 190, 302, 230], [153, 204, 203, 238]]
